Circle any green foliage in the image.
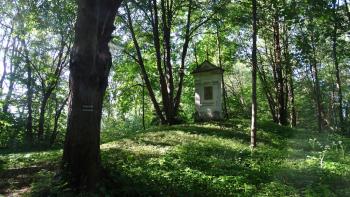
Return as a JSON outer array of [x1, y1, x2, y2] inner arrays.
[[0, 111, 25, 149], [0, 119, 349, 195], [98, 119, 349, 196]]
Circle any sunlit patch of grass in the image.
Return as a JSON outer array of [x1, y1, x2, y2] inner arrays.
[[0, 150, 61, 170], [100, 120, 294, 196], [99, 120, 350, 196], [1, 118, 349, 196], [101, 138, 172, 157]]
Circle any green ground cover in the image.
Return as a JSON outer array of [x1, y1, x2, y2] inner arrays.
[[0, 119, 349, 196]]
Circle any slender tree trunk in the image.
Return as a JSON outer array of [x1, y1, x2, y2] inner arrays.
[[50, 95, 69, 146], [125, 2, 166, 124], [273, 13, 287, 126], [0, 29, 13, 90], [283, 26, 296, 127], [38, 91, 50, 141], [312, 63, 323, 132], [310, 32, 323, 132], [2, 37, 18, 113], [62, 0, 122, 190], [257, 65, 278, 122], [344, 0, 350, 24], [174, 0, 192, 115], [142, 81, 145, 130], [251, 0, 258, 148], [261, 39, 278, 122], [288, 72, 296, 127], [332, 0, 344, 131], [216, 23, 228, 119], [25, 50, 33, 144], [2, 58, 16, 113]]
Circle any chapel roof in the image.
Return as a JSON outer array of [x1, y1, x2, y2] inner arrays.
[[192, 60, 224, 74]]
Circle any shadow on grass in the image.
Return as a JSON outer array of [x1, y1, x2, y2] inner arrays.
[[257, 121, 295, 138], [275, 166, 350, 196], [0, 146, 62, 156], [98, 120, 312, 196], [0, 163, 57, 195]]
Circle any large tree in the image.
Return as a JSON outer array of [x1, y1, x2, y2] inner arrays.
[[62, 0, 123, 190], [122, 0, 218, 125]]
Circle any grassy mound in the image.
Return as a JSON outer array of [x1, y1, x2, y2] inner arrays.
[[0, 119, 349, 196]]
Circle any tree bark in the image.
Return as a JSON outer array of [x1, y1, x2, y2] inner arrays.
[[283, 26, 296, 127], [50, 94, 69, 146], [125, 2, 166, 124], [257, 64, 278, 122], [62, 0, 122, 190], [25, 63, 33, 144], [2, 65, 15, 113], [273, 13, 287, 126], [37, 91, 51, 141], [332, 0, 344, 131], [344, 0, 350, 24], [2, 39, 18, 114], [0, 28, 13, 90], [150, 0, 171, 123], [309, 31, 323, 132], [160, 0, 176, 124], [21, 40, 34, 144], [174, 0, 192, 115], [127, 0, 195, 125], [216, 22, 229, 119], [251, 0, 258, 148]]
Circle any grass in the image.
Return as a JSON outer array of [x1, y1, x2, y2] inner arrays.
[[0, 119, 349, 196]]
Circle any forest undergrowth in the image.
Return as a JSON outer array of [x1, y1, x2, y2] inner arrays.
[[0, 119, 349, 196]]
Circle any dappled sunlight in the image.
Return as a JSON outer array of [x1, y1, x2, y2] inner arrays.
[[0, 150, 61, 195], [99, 120, 299, 195], [101, 139, 171, 157], [1, 119, 349, 196], [100, 121, 350, 196], [0, 150, 61, 170]]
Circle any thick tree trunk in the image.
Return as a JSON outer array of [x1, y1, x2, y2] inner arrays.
[[150, 0, 172, 123], [251, 0, 258, 148], [62, 0, 122, 191]]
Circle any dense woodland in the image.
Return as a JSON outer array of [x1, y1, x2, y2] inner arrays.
[[0, 0, 350, 196]]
